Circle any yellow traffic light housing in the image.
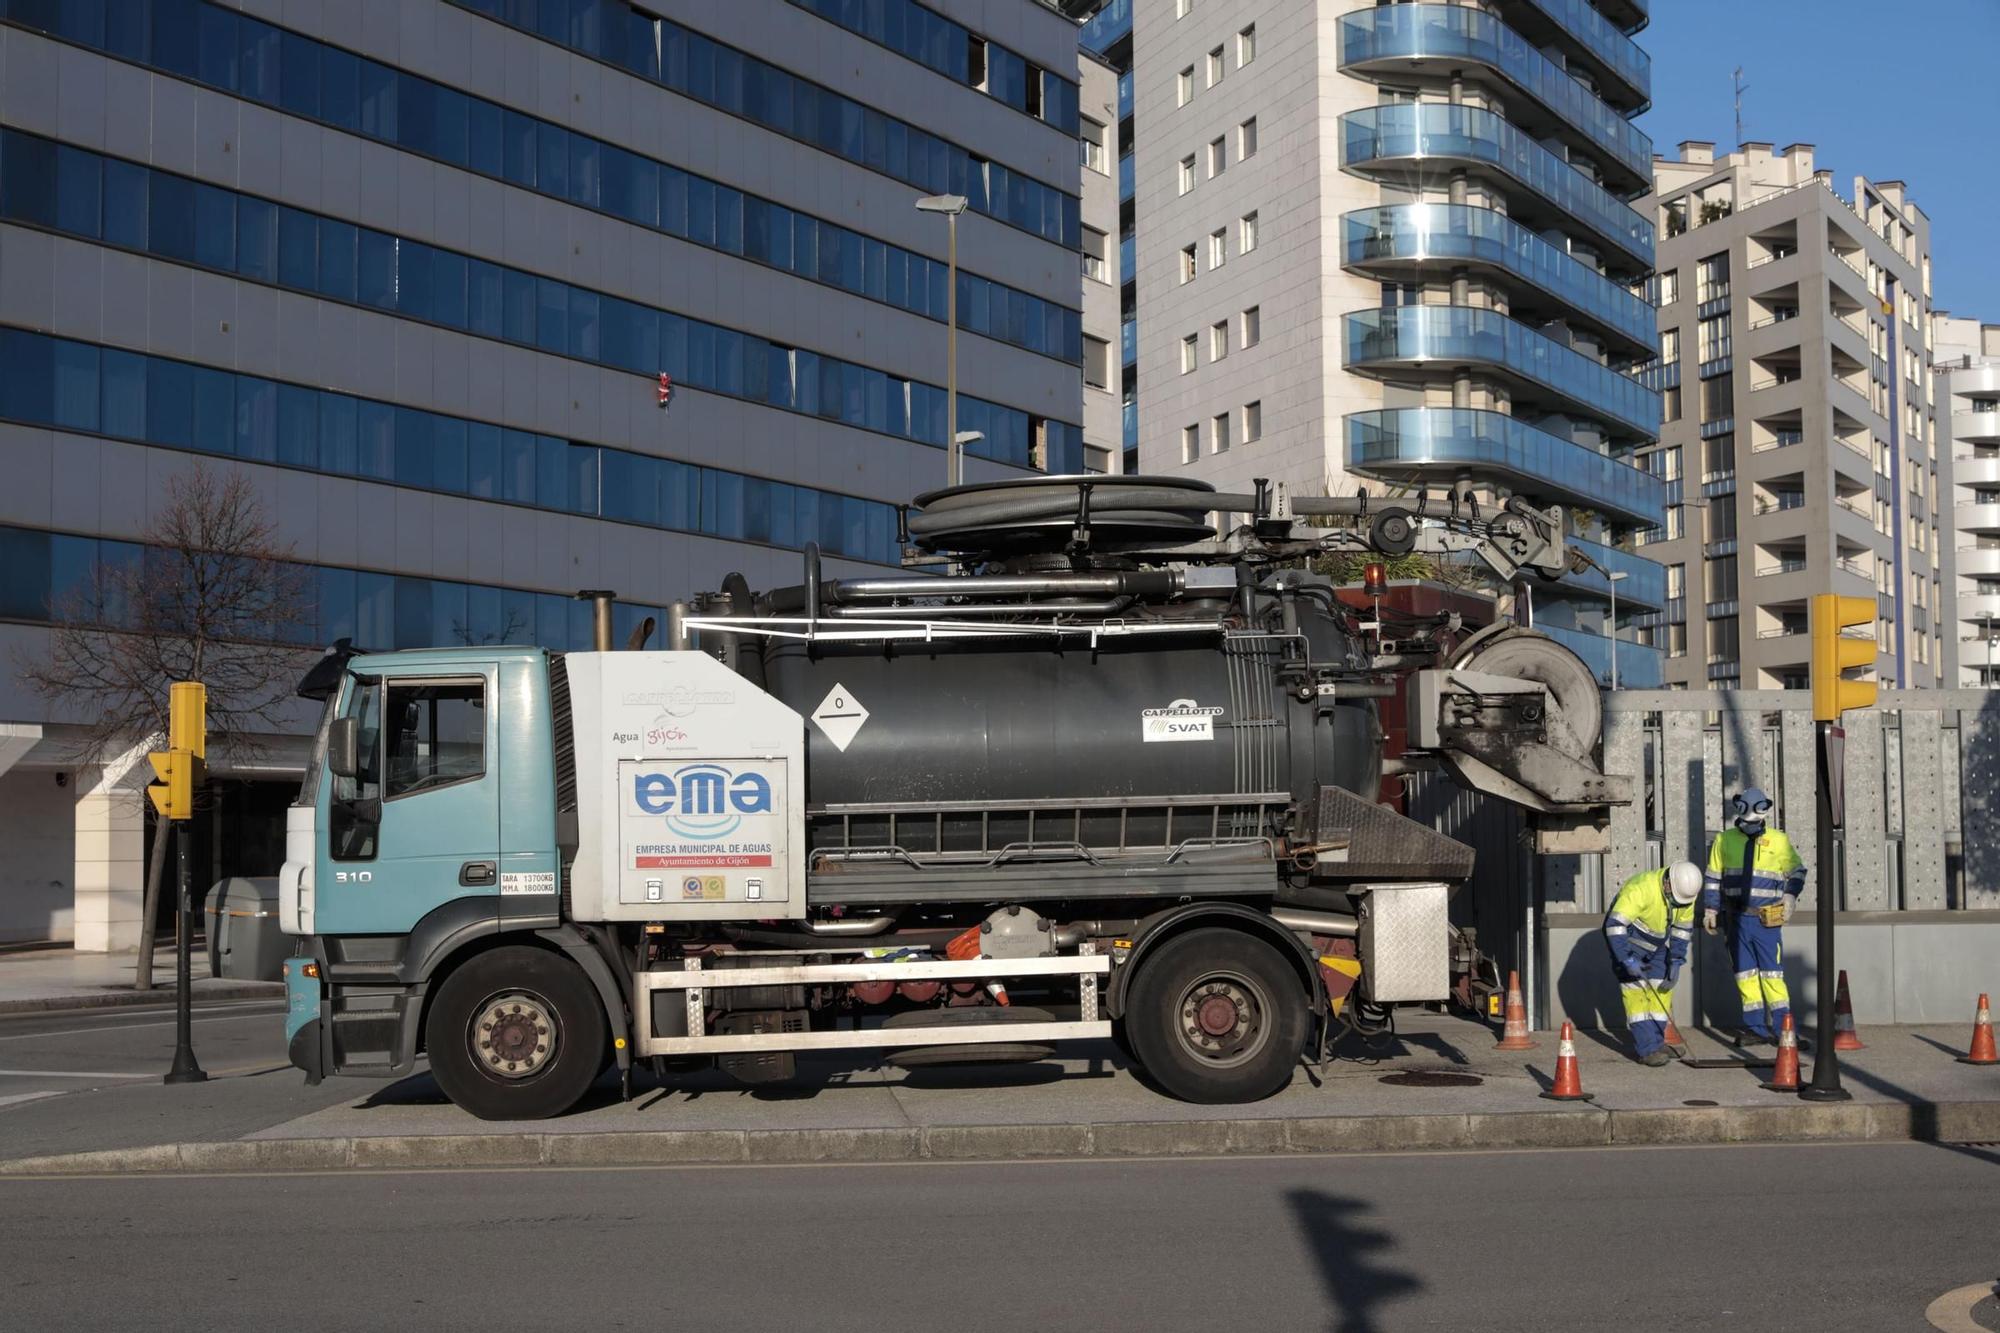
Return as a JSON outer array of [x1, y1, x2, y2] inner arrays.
[[1811, 594, 1878, 722], [147, 750, 197, 821], [147, 682, 209, 821]]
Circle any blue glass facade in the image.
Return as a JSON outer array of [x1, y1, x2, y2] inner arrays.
[[0, 129, 1083, 473]]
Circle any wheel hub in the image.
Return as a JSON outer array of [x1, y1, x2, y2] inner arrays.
[[1180, 978, 1260, 1063], [474, 994, 556, 1079]]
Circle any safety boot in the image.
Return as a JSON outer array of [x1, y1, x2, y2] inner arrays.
[[1641, 1048, 1675, 1067]]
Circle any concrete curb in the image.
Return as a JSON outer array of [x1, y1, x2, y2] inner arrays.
[[0, 982, 285, 1016], [5, 1099, 1999, 1177]]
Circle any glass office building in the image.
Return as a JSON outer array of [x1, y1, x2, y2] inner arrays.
[[0, 0, 1086, 949]]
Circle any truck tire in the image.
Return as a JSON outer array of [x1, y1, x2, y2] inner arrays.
[[425, 946, 606, 1121], [1124, 929, 1307, 1103]]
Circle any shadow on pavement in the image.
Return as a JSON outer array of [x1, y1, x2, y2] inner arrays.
[[1909, 1032, 1970, 1060], [1286, 1187, 1422, 1333]]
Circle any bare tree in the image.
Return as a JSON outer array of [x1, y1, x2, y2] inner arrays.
[[19, 466, 316, 986]]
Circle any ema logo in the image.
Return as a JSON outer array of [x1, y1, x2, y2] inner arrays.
[[632, 763, 774, 840]]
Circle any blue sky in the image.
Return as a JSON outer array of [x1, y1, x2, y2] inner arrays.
[[1637, 0, 2000, 319]]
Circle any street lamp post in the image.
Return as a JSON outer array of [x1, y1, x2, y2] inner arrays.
[[1607, 570, 1629, 689], [915, 194, 970, 487]]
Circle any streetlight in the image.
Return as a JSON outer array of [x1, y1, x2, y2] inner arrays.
[[1607, 570, 1630, 689], [915, 193, 969, 487]]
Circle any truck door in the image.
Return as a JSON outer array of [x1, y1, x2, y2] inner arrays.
[[318, 669, 501, 935]]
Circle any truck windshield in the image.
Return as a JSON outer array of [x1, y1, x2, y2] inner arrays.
[[295, 692, 337, 809]]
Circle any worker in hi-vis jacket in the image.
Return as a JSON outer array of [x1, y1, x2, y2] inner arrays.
[[1603, 863, 1702, 1065], [1701, 788, 1806, 1046]]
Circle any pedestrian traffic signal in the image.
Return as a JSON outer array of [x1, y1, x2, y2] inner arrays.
[[168, 680, 206, 760], [148, 681, 208, 821], [1810, 594, 1877, 722]]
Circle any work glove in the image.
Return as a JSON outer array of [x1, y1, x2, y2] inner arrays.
[[1702, 909, 1718, 935], [1781, 894, 1797, 925]]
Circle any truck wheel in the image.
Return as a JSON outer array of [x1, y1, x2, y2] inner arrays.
[[425, 946, 606, 1121], [1125, 929, 1308, 1103]]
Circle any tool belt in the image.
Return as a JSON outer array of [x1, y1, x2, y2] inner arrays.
[[1756, 903, 1787, 928]]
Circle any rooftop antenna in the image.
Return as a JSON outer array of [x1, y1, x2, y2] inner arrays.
[[1733, 66, 1749, 148]]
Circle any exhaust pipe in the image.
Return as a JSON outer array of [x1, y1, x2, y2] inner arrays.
[[1270, 907, 1359, 937], [576, 589, 616, 651]]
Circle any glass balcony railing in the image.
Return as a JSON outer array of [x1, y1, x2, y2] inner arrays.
[[1566, 536, 1667, 608], [1121, 400, 1138, 448], [1118, 71, 1133, 122], [1339, 104, 1652, 272], [1536, 622, 1664, 688], [1341, 205, 1655, 355], [1343, 307, 1661, 440], [1344, 407, 1666, 528], [1121, 319, 1137, 366], [1080, 0, 1131, 55], [1507, 0, 1651, 107], [1338, 7, 1652, 187], [1119, 234, 1135, 284], [1119, 153, 1134, 204]]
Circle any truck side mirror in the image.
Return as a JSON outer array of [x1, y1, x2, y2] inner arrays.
[[328, 717, 359, 780]]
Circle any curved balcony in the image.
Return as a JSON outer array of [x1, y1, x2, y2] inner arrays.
[[1536, 621, 1664, 688], [1959, 593, 2000, 627], [1956, 548, 2000, 579], [1338, 6, 1652, 191], [1343, 306, 1659, 441], [1954, 456, 2000, 488], [1339, 104, 1652, 274], [1960, 503, 2000, 535], [1945, 364, 2000, 398], [1344, 407, 1665, 528], [1952, 410, 2000, 444], [1499, 0, 1651, 112], [1565, 536, 1666, 609], [1341, 205, 1655, 358], [1080, 0, 1130, 56]]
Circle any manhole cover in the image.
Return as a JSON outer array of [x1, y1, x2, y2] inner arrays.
[[1377, 1072, 1484, 1089], [1682, 1099, 1719, 1107]]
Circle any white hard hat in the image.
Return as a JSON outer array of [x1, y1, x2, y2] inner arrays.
[[1667, 862, 1702, 907]]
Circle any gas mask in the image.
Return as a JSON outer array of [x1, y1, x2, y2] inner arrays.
[[1733, 788, 1773, 836]]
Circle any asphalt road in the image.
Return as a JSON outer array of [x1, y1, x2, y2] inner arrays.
[[2, 1141, 1995, 1331], [0, 998, 359, 1162]]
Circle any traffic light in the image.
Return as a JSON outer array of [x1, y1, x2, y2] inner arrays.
[[146, 682, 207, 822], [1810, 594, 1878, 722]]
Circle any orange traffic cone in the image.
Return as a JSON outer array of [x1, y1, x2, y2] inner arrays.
[[1832, 971, 1865, 1052], [1959, 993, 1999, 1066], [1663, 1016, 1687, 1052], [1540, 1021, 1591, 1101], [1495, 970, 1535, 1051], [1762, 1014, 1801, 1091]]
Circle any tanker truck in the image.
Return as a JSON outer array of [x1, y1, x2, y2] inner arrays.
[[279, 475, 1627, 1119]]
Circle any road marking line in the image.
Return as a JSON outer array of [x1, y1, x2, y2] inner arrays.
[[0, 1069, 157, 1080], [0, 1091, 63, 1110], [0, 1010, 283, 1043], [0, 999, 281, 1024], [1925, 1282, 1999, 1332]]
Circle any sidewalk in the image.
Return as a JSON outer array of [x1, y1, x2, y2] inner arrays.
[[0, 945, 283, 1014], [5, 1010, 1997, 1175]]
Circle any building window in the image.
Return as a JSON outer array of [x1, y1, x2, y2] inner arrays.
[[1182, 423, 1199, 463], [1665, 563, 1685, 600], [1697, 253, 1730, 304], [1242, 400, 1262, 443], [1237, 25, 1256, 67], [1180, 333, 1198, 374], [1179, 155, 1196, 195], [1084, 335, 1111, 390], [1176, 0, 1193, 18], [1659, 328, 1680, 365], [1701, 373, 1733, 423], [1240, 305, 1261, 348], [1080, 117, 1107, 174], [1239, 210, 1259, 253], [1208, 137, 1227, 179], [1178, 67, 1194, 107], [1179, 243, 1197, 283], [1207, 47, 1224, 88], [1666, 622, 1687, 658], [1210, 320, 1229, 362], [1209, 228, 1226, 270], [1211, 411, 1230, 454], [1658, 269, 1680, 305], [1239, 118, 1258, 160], [1082, 227, 1109, 283], [1662, 385, 1682, 423], [1697, 315, 1729, 363]]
